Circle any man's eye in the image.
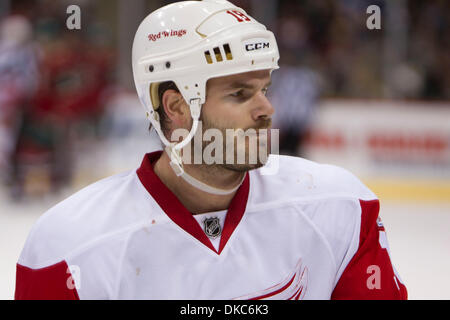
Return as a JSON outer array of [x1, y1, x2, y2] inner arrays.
[[230, 90, 244, 97], [261, 87, 269, 95]]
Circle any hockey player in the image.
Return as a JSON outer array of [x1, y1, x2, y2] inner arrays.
[[15, 0, 407, 300]]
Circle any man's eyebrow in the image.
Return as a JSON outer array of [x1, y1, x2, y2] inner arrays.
[[226, 80, 272, 90]]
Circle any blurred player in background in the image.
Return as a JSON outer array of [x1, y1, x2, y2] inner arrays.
[[0, 14, 39, 195], [268, 11, 320, 156], [15, 0, 407, 300], [268, 53, 319, 156], [0, 0, 114, 199]]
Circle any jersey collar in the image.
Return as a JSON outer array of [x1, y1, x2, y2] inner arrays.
[[136, 151, 250, 255]]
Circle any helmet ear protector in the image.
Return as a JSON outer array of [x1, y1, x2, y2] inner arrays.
[[149, 82, 160, 111], [132, 0, 279, 194]]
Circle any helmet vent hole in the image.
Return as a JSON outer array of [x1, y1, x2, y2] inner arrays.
[[223, 43, 233, 60], [165, 61, 171, 68], [149, 65, 154, 72], [213, 47, 223, 62], [204, 50, 213, 64]]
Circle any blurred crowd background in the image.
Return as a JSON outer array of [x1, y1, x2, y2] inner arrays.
[[0, 0, 448, 200]]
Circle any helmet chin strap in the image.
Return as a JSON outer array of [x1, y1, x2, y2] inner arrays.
[[166, 145, 246, 196], [150, 98, 245, 196]]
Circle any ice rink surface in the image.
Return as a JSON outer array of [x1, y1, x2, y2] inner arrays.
[[1, 184, 449, 300]]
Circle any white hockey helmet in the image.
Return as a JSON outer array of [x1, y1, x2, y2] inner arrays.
[[132, 0, 279, 193]]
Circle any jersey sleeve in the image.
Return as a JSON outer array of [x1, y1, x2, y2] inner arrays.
[[331, 199, 407, 300], [15, 261, 80, 300]]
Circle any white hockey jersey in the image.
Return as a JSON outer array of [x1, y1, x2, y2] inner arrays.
[[15, 151, 407, 299]]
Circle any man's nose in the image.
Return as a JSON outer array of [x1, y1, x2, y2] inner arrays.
[[251, 92, 275, 122]]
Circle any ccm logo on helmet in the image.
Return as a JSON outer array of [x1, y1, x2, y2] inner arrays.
[[245, 42, 270, 52]]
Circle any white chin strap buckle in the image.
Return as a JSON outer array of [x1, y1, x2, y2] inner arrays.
[[167, 145, 184, 177]]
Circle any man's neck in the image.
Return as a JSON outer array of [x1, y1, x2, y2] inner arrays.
[[153, 152, 245, 215]]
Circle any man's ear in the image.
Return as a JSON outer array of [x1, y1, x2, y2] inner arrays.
[[162, 89, 190, 127]]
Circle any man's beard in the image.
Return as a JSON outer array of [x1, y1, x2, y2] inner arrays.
[[188, 112, 272, 173]]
